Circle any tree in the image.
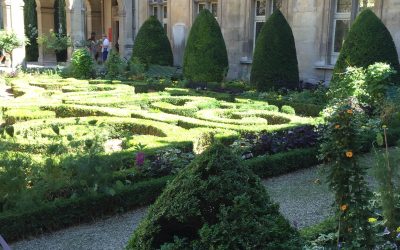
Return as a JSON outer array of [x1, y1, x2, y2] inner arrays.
[[127, 143, 301, 249], [183, 9, 228, 83], [332, 9, 400, 83], [131, 16, 173, 66], [0, 30, 27, 67], [24, 0, 39, 61], [250, 10, 299, 91]]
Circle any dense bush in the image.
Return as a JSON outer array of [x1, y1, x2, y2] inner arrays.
[[332, 9, 400, 83], [128, 143, 301, 249], [131, 16, 173, 66], [251, 10, 299, 91], [105, 50, 125, 79], [183, 9, 228, 83], [70, 49, 94, 79]]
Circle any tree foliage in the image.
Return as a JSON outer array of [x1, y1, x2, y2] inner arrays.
[[251, 10, 299, 91], [183, 9, 229, 83]]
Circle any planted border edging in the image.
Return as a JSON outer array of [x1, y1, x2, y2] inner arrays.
[[0, 176, 172, 243], [245, 147, 319, 178], [264, 98, 323, 117], [1, 147, 318, 243]]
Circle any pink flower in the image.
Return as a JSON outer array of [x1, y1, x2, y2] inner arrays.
[[136, 152, 145, 166]]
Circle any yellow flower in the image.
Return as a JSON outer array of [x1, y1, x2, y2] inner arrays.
[[368, 218, 377, 223], [347, 109, 353, 114], [340, 204, 348, 212], [396, 226, 400, 233], [346, 151, 353, 158]]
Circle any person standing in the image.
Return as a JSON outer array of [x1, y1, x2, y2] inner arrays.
[[101, 34, 110, 62]]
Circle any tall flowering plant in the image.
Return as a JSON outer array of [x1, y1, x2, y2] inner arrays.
[[319, 97, 374, 248]]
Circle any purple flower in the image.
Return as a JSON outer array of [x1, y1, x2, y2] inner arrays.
[[383, 227, 391, 235], [136, 152, 145, 166]]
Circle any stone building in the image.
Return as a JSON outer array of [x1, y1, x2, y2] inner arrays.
[[1, 0, 400, 84]]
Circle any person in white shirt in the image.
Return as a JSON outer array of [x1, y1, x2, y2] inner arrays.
[[101, 34, 110, 62]]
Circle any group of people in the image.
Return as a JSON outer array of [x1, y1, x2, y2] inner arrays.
[[87, 32, 115, 63]]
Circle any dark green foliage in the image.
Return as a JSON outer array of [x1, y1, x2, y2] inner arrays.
[[0, 176, 171, 242], [332, 9, 400, 83], [131, 16, 173, 66], [54, 0, 67, 62], [245, 147, 319, 178], [251, 10, 299, 91], [24, 0, 38, 61], [183, 10, 229, 83], [70, 49, 94, 79], [128, 143, 301, 249], [105, 50, 125, 79]]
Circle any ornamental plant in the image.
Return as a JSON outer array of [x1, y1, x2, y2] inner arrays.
[[319, 98, 374, 248], [128, 143, 301, 249], [332, 9, 400, 83], [250, 10, 299, 91], [37, 30, 72, 54], [0, 30, 27, 67], [105, 50, 125, 80], [70, 48, 94, 79], [183, 9, 229, 83], [131, 16, 173, 66]]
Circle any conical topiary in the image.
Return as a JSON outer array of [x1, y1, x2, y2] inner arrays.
[[332, 9, 400, 83], [183, 9, 229, 83], [251, 10, 299, 91], [131, 16, 173, 66], [127, 143, 301, 249]]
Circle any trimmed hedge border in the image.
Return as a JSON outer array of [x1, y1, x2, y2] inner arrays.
[[1, 147, 319, 243], [245, 147, 319, 178], [263, 98, 323, 117], [1, 176, 172, 242]]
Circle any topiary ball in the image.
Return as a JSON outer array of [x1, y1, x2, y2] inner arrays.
[[183, 9, 229, 83], [127, 143, 301, 249], [131, 16, 173, 66], [251, 10, 299, 91]]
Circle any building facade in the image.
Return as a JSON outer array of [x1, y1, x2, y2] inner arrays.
[[1, 0, 400, 84]]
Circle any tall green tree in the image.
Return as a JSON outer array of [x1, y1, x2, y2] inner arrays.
[[251, 10, 299, 91], [183, 9, 228, 83], [332, 9, 400, 83], [24, 0, 38, 61], [131, 16, 173, 66], [54, 0, 67, 62]]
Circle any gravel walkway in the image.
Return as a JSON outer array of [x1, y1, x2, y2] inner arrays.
[[11, 167, 332, 250]]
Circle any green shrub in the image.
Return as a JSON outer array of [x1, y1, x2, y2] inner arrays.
[[70, 48, 94, 79], [332, 9, 400, 83], [105, 50, 125, 80], [128, 57, 146, 79], [128, 143, 301, 249], [281, 105, 296, 115], [251, 10, 299, 91], [183, 9, 228, 83], [131, 16, 173, 66]]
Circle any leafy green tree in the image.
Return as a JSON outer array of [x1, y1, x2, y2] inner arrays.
[[24, 0, 39, 61], [131, 16, 173, 66], [183, 9, 228, 83], [127, 143, 301, 249], [332, 9, 400, 83], [105, 50, 125, 79], [70, 49, 94, 79], [251, 10, 299, 91], [0, 30, 27, 67]]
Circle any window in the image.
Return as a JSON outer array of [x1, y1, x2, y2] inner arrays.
[[330, 0, 375, 63], [270, 0, 282, 13], [196, 1, 218, 18], [149, 0, 168, 33]]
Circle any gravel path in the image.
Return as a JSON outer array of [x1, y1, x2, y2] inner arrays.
[[11, 167, 333, 250]]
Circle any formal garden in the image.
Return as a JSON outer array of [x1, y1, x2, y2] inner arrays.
[[1, 7, 400, 250]]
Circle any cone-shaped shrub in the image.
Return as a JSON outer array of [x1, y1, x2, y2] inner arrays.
[[183, 10, 229, 83], [251, 10, 299, 91], [127, 143, 301, 249], [332, 9, 400, 82], [131, 16, 173, 66]]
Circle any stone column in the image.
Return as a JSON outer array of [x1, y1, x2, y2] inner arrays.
[[2, 0, 26, 68], [36, 0, 57, 65], [66, 0, 85, 53], [118, 0, 133, 59]]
